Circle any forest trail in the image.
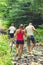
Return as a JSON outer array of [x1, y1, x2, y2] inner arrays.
[[12, 43, 43, 65]]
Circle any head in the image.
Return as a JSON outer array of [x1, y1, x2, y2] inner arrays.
[[29, 23, 32, 25], [11, 23, 14, 26], [19, 24, 24, 29]]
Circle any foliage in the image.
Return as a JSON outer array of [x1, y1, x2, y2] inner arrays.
[[0, 0, 43, 65], [34, 28, 43, 42], [0, 34, 13, 65], [0, 0, 43, 28], [38, 24, 43, 29]]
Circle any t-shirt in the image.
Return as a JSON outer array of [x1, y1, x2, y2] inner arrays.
[[9, 26, 16, 34], [26, 25, 34, 36]]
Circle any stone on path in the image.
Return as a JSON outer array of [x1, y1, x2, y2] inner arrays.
[[12, 43, 43, 65]]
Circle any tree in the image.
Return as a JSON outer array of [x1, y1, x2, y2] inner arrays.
[[0, 0, 43, 28]]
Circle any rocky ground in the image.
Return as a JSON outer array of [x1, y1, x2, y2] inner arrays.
[[12, 43, 43, 65]]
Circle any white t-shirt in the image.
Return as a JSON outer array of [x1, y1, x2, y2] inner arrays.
[[9, 26, 16, 34], [26, 25, 34, 36]]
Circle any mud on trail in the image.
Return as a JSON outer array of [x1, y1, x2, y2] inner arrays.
[[12, 43, 43, 65]]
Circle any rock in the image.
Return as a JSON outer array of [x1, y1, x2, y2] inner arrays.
[[12, 61, 16, 65], [40, 61, 43, 65], [12, 44, 43, 65], [36, 43, 43, 46], [30, 62, 40, 65]]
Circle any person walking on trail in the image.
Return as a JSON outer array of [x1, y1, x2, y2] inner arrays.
[[14, 24, 26, 59], [8, 23, 16, 52], [25, 23, 40, 54]]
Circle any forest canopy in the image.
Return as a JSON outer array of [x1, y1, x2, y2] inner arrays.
[[0, 0, 43, 28]]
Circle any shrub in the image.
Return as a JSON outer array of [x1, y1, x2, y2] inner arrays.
[[0, 34, 12, 65], [34, 28, 43, 43]]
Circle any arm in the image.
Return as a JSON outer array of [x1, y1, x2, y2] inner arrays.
[[7, 27, 11, 32], [32, 26, 40, 35], [7, 27, 10, 34], [14, 27, 16, 33], [23, 29, 27, 36], [14, 29, 18, 37]]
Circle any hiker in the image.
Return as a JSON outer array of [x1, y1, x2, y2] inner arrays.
[[25, 23, 40, 54], [14, 24, 26, 59], [8, 23, 16, 52]]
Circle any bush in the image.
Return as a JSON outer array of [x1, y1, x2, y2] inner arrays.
[[38, 24, 43, 29], [0, 34, 12, 65], [34, 28, 43, 43]]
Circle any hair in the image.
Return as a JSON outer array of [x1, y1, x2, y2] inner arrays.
[[29, 23, 32, 25], [19, 24, 24, 29], [11, 23, 14, 26]]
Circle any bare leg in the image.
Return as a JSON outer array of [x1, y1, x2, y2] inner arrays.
[[16, 44, 19, 54], [31, 36, 35, 50], [31, 43, 35, 50], [27, 37, 31, 54], [28, 46, 30, 52], [9, 38, 13, 52], [19, 44, 24, 57]]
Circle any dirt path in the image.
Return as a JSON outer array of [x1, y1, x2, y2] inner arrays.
[[12, 43, 43, 65]]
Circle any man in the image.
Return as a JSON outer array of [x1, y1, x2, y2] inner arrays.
[[14, 24, 26, 59], [8, 23, 16, 52], [25, 23, 39, 54]]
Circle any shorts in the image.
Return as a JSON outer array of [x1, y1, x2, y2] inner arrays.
[[16, 40, 24, 44], [9, 33, 14, 38], [27, 35, 36, 46]]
